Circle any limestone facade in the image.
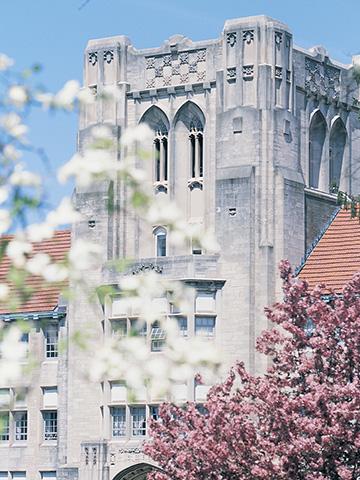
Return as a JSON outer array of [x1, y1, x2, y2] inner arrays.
[[1, 15, 360, 480]]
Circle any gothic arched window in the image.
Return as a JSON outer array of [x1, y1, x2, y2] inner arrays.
[[174, 102, 205, 183], [329, 118, 346, 193], [154, 227, 167, 257], [140, 106, 170, 185], [189, 127, 203, 179], [309, 110, 326, 189]]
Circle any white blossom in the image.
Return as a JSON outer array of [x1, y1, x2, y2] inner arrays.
[[26, 253, 51, 275], [0, 53, 14, 71], [10, 164, 41, 187], [69, 239, 103, 274], [77, 87, 96, 105], [53, 80, 80, 110], [58, 149, 118, 187], [0, 326, 27, 386], [35, 92, 54, 109], [0, 187, 9, 204], [3, 144, 22, 161], [121, 124, 153, 147], [6, 237, 32, 268], [0, 283, 9, 301], [8, 85, 28, 107], [0, 113, 28, 139], [46, 197, 81, 226], [0, 209, 11, 234]]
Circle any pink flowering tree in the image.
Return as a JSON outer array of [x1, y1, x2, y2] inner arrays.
[[145, 261, 360, 480]]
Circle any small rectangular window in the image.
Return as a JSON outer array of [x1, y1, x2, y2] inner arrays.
[[43, 411, 57, 441], [111, 319, 127, 337], [11, 473, 26, 479], [130, 320, 147, 338], [43, 387, 58, 408], [41, 473, 56, 480], [0, 412, 9, 441], [149, 405, 159, 421], [177, 317, 188, 337], [111, 407, 126, 437], [130, 406, 146, 436], [195, 316, 215, 338], [14, 411, 27, 441], [151, 324, 166, 352], [44, 325, 58, 359]]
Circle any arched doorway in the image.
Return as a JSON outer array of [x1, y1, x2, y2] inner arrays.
[[113, 463, 157, 480]]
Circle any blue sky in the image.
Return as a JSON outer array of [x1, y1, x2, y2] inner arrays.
[[0, 0, 359, 211]]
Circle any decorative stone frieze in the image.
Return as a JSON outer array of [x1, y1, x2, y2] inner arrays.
[[305, 57, 340, 99], [145, 48, 206, 87]]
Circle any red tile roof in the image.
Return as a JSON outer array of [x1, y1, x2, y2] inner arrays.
[[0, 230, 71, 315], [299, 209, 360, 292]]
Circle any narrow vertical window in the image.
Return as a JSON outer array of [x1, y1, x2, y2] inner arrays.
[[111, 406, 126, 437], [131, 406, 146, 436], [43, 411, 57, 441], [154, 131, 168, 183], [154, 227, 167, 257], [0, 412, 9, 441], [14, 411, 27, 441], [44, 325, 58, 359], [198, 132, 203, 178], [190, 132, 196, 178], [154, 138, 161, 182], [162, 137, 168, 181]]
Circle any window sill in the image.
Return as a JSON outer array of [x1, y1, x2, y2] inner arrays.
[[41, 441, 57, 446]]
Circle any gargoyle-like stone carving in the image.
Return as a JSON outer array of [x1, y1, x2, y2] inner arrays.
[[103, 50, 114, 64], [227, 67, 236, 82], [275, 66, 283, 79], [227, 32, 237, 47], [243, 30, 254, 44], [242, 64, 254, 79], [88, 52, 97, 66]]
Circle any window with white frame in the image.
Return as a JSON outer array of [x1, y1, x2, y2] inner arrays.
[[13, 411, 27, 441], [111, 406, 126, 438], [130, 406, 146, 436], [0, 412, 9, 441], [43, 411, 57, 441], [154, 226, 167, 257], [195, 316, 215, 338], [129, 319, 147, 338], [150, 322, 166, 352], [44, 324, 58, 359]]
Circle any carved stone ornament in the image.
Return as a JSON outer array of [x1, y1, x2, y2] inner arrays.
[[227, 32, 237, 47], [286, 70, 291, 82], [103, 50, 114, 64], [227, 67, 236, 82], [242, 64, 254, 79], [132, 263, 163, 275], [275, 32, 283, 45], [119, 447, 143, 454], [305, 57, 340, 99], [275, 66, 283, 79], [144, 48, 206, 88], [88, 52, 97, 66], [188, 179, 203, 191], [242, 30, 254, 45]]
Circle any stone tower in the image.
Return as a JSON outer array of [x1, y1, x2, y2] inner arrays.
[[62, 15, 360, 479]]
